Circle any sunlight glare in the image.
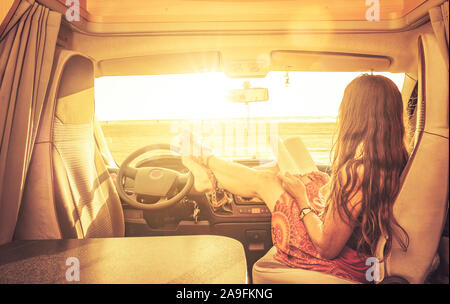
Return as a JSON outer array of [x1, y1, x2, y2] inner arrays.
[[94, 72, 405, 121]]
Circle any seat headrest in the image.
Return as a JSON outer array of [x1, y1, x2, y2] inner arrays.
[[55, 55, 94, 124]]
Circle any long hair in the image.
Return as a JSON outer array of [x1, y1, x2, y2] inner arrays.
[[328, 74, 409, 256]]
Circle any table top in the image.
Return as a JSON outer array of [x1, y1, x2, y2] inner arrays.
[[0, 235, 247, 284]]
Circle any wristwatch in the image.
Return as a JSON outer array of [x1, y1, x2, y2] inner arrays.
[[299, 207, 314, 221]]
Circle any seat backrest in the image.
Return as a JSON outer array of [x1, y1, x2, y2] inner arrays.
[[14, 49, 124, 240], [375, 32, 449, 284]]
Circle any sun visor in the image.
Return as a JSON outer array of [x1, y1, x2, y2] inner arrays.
[[97, 52, 221, 76], [271, 51, 392, 72]]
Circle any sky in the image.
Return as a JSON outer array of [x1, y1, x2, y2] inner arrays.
[[94, 71, 405, 121]]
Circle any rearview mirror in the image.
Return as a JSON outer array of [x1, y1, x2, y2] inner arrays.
[[226, 87, 269, 103]]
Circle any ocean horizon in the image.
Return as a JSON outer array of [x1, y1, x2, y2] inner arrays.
[[100, 118, 337, 166]]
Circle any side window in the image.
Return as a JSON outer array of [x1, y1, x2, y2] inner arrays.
[[406, 83, 418, 152]]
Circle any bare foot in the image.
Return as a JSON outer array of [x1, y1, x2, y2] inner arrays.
[[182, 156, 213, 192]]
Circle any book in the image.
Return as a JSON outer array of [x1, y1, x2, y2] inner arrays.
[[274, 136, 318, 175]]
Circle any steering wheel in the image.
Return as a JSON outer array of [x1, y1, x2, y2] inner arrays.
[[116, 144, 194, 210]]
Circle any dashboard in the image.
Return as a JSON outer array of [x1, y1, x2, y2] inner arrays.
[[120, 155, 273, 224]]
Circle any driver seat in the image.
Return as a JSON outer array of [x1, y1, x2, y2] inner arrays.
[[14, 49, 125, 240]]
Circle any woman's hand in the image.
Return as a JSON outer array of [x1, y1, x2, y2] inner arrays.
[[278, 172, 310, 210]]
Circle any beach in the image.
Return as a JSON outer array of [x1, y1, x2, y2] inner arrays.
[[100, 118, 337, 166]]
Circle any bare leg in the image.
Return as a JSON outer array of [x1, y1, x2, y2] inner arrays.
[[254, 161, 280, 174], [182, 156, 284, 212]]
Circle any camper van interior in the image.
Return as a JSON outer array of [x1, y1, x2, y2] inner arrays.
[[0, 0, 448, 284]]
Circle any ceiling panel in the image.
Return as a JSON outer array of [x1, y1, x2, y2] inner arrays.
[[59, 0, 427, 23]]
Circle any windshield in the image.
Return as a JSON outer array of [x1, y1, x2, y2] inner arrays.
[[95, 72, 404, 165]]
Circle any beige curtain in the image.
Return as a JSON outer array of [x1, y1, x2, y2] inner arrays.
[[429, 1, 449, 70], [0, 0, 61, 245]]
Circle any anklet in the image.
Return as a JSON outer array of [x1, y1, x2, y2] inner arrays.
[[203, 154, 213, 168], [205, 167, 233, 211]]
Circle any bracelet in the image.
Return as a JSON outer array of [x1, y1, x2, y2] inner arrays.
[[299, 207, 315, 221]]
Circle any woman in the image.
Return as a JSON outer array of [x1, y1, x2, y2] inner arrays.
[[181, 74, 409, 283]]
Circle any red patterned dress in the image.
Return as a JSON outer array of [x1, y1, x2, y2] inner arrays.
[[271, 171, 370, 283]]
